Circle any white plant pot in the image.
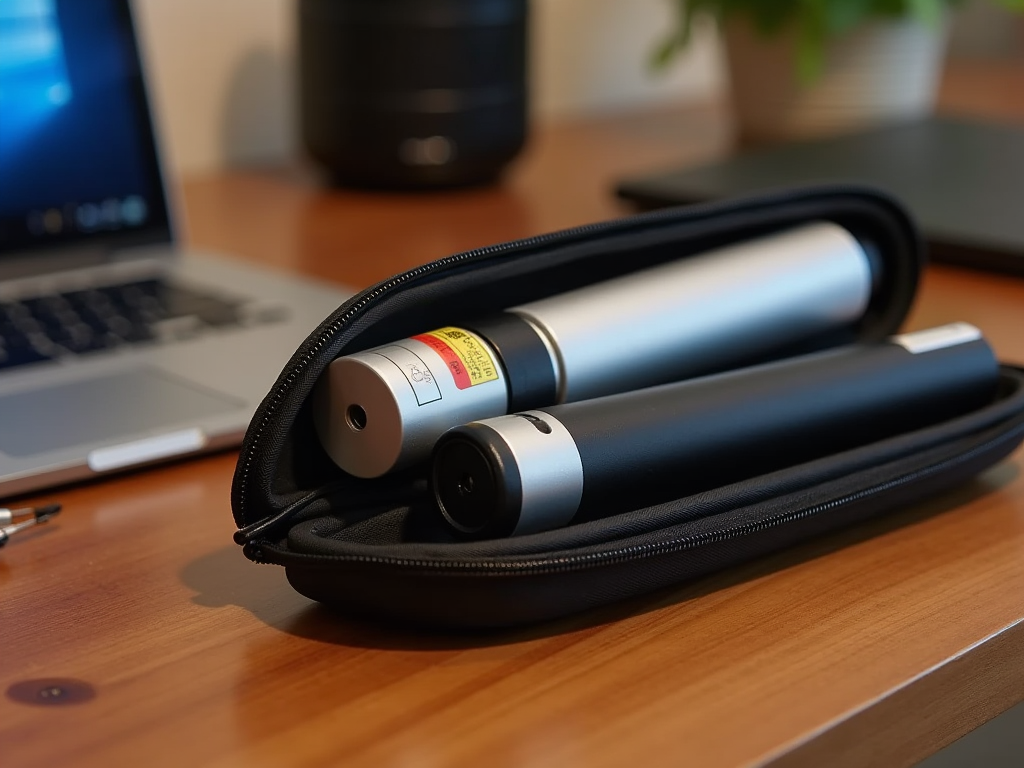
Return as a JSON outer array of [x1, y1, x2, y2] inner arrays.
[[723, 16, 949, 144]]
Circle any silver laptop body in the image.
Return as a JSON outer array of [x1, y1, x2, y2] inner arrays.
[[0, 0, 351, 497]]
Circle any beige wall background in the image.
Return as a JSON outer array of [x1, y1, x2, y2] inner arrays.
[[132, 0, 1018, 177], [132, 0, 723, 176]]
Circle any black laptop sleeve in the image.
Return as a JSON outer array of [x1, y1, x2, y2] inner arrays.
[[229, 186, 1024, 629]]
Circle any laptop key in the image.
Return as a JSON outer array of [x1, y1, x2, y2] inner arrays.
[[0, 330, 57, 369], [0, 279, 255, 369]]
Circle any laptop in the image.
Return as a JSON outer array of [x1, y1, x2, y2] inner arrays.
[[0, 0, 351, 497], [616, 116, 1024, 276]]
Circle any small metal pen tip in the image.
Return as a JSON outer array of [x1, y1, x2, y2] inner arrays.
[[32, 503, 62, 521], [0, 503, 61, 547], [0, 503, 62, 525]]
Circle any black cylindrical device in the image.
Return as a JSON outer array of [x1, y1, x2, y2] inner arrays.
[[432, 323, 1000, 539], [298, 0, 528, 189], [313, 221, 879, 477]]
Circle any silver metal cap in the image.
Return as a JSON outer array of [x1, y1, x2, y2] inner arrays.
[[433, 410, 583, 538], [313, 335, 508, 478]]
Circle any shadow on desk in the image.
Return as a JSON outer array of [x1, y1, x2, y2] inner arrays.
[[180, 464, 1017, 651]]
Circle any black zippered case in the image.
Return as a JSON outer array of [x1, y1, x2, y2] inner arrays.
[[230, 186, 1024, 629]]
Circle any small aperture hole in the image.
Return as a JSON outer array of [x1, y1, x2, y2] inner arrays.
[[346, 404, 367, 431]]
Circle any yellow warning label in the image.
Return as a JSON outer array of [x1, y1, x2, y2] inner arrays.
[[412, 327, 499, 390]]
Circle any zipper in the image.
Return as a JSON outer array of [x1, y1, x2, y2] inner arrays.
[[234, 185, 913, 522], [234, 475, 425, 545], [246, 416, 1024, 571], [234, 480, 346, 546]]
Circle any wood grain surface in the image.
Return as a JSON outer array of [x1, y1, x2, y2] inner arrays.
[[3, 60, 1024, 768]]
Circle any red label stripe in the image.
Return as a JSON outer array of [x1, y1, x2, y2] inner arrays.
[[412, 334, 471, 389]]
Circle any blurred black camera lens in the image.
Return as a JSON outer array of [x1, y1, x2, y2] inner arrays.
[[298, 0, 529, 189]]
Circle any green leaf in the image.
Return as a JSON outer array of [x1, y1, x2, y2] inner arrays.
[[824, 0, 876, 34], [649, 36, 680, 71], [795, 0, 829, 83], [651, 0, 1023, 79], [905, 0, 945, 23], [650, 0, 704, 71]]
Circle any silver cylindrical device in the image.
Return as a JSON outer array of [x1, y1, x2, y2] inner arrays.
[[432, 323, 999, 539], [313, 328, 508, 478], [314, 221, 878, 477], [513, 220, 874, 401]]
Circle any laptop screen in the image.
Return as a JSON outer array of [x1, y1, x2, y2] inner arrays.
[[0, 0, 171, 258]]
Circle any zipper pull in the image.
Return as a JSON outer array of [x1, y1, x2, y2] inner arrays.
[[233, 476, 428, 547]]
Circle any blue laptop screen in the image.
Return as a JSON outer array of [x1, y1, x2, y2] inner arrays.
[[0, 0, 171, 256]]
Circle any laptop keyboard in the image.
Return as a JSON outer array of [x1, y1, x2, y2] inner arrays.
[[0, 278, 268, 370]]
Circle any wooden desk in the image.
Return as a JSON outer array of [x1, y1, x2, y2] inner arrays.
[[5, 63, 1024, 768]]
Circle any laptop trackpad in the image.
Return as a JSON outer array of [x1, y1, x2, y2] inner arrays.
[[0, 369, 244, 457]]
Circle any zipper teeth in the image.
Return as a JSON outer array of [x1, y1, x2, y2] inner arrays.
[[254, 420, 1023, 573], [235, 186, 905, 518]]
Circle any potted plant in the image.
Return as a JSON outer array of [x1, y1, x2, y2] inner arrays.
[[655, 0, 1024, 143]]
